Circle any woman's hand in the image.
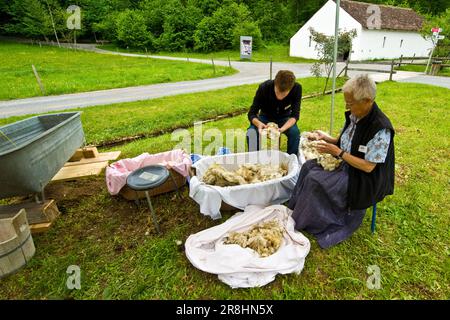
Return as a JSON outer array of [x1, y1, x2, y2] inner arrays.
[[314, 130, 331, 140], [314, 141, 341, 157], [311, 130, 339, 144]]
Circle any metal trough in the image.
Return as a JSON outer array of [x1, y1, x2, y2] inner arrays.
[[0, 112, 85, 199]]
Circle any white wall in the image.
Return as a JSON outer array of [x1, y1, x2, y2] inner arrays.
[[290, 0, 362, 59], [290, 0, 433, 61], [352, 29, 432, 60]]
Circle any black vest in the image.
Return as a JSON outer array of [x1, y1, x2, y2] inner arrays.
[[337, 102, 395, 210]]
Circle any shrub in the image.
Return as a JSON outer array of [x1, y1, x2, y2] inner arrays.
[[231, 21, 263, 50], [194, 2, 254, 52], [115, 9, 153, 49]]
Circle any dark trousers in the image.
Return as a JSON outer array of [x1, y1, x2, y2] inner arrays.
[[246, 115, 300, 155]]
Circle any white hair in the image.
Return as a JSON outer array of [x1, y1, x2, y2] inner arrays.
[[343, 74, 377, 101]]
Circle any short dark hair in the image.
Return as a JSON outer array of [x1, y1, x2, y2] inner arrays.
[[274, 70, 296, 92]]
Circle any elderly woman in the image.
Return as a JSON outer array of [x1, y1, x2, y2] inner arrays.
[[288, 74, 395, 248]]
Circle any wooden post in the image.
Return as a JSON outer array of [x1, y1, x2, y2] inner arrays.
[[31, 65, 46, 95], [389, 59, 394, 81], [211, 57, 216, 75], [399, 54, 403, 67], [411, 53, 415, 64], [228, 56, 231, 68], [344, 59, 349, 77], [270, 56, 273, 80], [145, 47, 149, 60]]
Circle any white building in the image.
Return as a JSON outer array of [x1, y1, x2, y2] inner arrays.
[[290, 0, 433, 61]]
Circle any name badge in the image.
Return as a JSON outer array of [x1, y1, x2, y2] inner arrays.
[[358, 145, 368, 153]]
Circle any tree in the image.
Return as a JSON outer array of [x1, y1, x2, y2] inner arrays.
[[2, 0, 62, 40], [309, 27, 357, 94], [189, 0, 221, 16], [115, 9, 153, 49], [158, 0, 202, 51], [231, 21, 263, 50], [139, 0, 166, 38], [193, 2, 257, 52], [420, 8, 450, 57]]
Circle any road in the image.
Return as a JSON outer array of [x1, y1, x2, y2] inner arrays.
[[0, 43, 448, 118]]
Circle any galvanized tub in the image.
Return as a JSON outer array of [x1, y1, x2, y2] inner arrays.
[[0, 112, 84, 199]]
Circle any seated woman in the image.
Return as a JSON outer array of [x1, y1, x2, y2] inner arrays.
[[288, 74, 395, 249]]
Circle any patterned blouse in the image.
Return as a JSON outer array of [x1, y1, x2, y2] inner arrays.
[[339, 114, 391, 163]]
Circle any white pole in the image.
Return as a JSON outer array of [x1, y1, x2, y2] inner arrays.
[[425, 37, 436, 74], [330, 0, 340, 135], [45, 0, 60, 48]]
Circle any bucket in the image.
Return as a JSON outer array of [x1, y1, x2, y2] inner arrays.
[[0, 209, 36, 279]]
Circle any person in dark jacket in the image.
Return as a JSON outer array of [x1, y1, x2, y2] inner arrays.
[[247, 70, 302, 155], [288, 74, 395, 248]]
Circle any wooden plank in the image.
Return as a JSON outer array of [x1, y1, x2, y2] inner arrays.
[[29, 222, 52, 234], [51, 161, 108, 182], [346, 67, 396, 74], [82, 147, 99, 159], [69, 147, 99, 162], [64, 151, 121, 167], [0, 200, 59, 225], [69, 149, 84, 162]]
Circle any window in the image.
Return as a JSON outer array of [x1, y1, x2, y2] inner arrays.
[[309, 36, 312, 47], [382, 36, 386, 48], [400, 39, 403, 48]]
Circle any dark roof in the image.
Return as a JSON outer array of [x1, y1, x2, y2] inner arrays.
[[338, 0, 424, 31]]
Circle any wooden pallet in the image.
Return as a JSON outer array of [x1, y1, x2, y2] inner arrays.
[[0, 200, 60, 234], [52, 147, 121, 182]]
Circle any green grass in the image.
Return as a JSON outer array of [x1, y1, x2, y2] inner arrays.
[[395, 64, 450, 77], [0, 82, 448, 299], [99, 43, 317, 63], [0, 41, 236, 100], [0, 77, 347, 145]]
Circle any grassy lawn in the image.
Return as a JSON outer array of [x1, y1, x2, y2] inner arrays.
[[395, 64, 450, 77], [0, 77, 347, 145], [99, 43, 317, 63], [0, 41, 236, 100], [0, 81, 448, 299]]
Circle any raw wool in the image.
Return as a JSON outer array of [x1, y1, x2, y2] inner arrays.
[[261, 122, 280, 140], [201, 163, 247, 187], [202, 163, 288, 186], [224, 219, 284, 257], [300, 132, 342, 171]]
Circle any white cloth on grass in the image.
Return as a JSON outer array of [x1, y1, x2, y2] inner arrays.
[[185, 204, 311, 288], [188, 150, 300, 220]]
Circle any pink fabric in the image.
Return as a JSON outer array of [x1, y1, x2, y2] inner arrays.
[[105, 149, 192, 195]]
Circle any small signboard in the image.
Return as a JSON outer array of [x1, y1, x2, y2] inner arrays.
[[240, 36, 253, 60]]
